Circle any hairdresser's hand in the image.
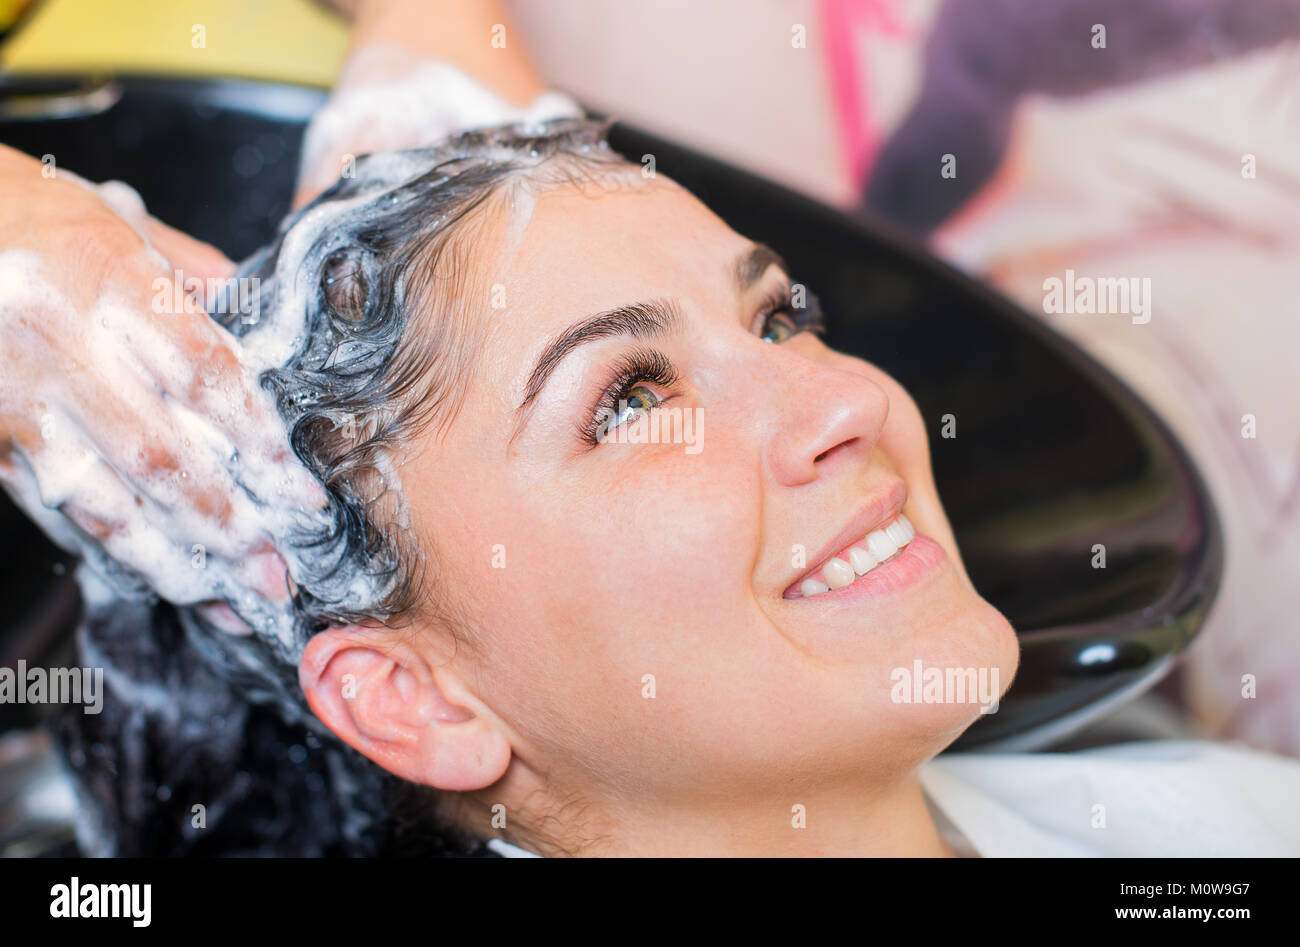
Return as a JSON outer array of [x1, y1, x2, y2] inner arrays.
[[296, 0, 581, 207], [0, 143, 326, 610]]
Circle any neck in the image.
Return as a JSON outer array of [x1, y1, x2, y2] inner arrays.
[[469, 767, 955, 857]]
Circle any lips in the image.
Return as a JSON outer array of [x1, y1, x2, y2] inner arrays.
[[792, 513, 916, 597], [782, 480, 910, 599]]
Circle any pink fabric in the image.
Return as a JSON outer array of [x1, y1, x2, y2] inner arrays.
[[818, 0, 909, 196]]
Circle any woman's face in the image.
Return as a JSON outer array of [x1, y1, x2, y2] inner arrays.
[[389, 173, 1018, 820]]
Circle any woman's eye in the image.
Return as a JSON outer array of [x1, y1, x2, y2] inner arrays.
[[611, 385, 660, 425], [760, 309, 800, 344], [583, 348, 680, 447], [593, 383, 662, 442]]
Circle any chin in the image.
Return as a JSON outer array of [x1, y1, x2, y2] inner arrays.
[[880, 592, 1020, 746]]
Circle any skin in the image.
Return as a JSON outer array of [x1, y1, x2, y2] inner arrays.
[[296, 0, 548, 208], [300, 171, 1020, 856], [0, 143, 315, 608]]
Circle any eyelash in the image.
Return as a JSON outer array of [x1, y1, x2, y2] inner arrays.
[[755, 284, 827, 342], [579, 282, 826, 447], [580, 347, 679, 446]]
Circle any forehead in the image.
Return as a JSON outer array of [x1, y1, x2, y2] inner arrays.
[[469, 176, 750, 398], [491, 179, 742, 327]]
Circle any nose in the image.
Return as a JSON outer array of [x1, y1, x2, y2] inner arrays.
[[762, 352, 890, 487]]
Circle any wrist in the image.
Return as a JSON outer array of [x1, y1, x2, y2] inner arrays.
[[346, 0, 546, 107]]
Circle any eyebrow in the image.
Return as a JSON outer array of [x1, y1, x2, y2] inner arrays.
[[734, 242, 788, 296], [512, 242, 788, 425]]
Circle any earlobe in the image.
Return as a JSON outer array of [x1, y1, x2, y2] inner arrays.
[[299, 625, 512, 792]]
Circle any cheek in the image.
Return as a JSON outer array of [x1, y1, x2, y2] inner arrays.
[[870, 372, 967, 557], [873, 374, 932, 480], [557, 445, 757, 633], [451, 444, 764, 723]]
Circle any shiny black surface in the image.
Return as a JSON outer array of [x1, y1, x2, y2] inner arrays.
[[0, 76, 1222, 749]]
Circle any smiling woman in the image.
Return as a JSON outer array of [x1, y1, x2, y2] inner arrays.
[[62, 115, 1023, 857]]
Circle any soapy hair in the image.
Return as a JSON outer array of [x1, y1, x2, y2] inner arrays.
[[57, 118, 635, 856]]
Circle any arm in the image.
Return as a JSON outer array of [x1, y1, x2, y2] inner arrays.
[[330, 0, 547, 106], [296, 0, 581, 207]]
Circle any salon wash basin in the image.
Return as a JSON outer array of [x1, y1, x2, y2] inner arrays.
[[0, 76, 1222, 766]]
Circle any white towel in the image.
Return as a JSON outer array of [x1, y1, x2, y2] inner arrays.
[[921, 739, 1300, 857]]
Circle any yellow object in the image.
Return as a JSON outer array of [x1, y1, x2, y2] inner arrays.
[[0, 0, 33, 32], [1, 0, 348, 88]]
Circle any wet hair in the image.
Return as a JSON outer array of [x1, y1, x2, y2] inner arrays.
[[57, 118, 638, 856]]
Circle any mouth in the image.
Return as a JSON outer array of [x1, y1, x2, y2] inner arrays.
[[782, 480, 921, 600]]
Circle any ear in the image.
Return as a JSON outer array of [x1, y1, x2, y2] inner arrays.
[[299, 625, 511, 791]]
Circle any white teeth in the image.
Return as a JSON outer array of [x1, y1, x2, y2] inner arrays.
[[866, 529, 898, 561], [847, 543, 878, 572], [884, 519, 910, 547], [801, 578, 830, 597], [848, 546, 877, 575], [796, 513, 917, 598], [823, 557, 855, 589]]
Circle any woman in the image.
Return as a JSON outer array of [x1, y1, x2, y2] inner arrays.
[[44, 117, 1300, 858], [54, 115, 1014, 857]]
